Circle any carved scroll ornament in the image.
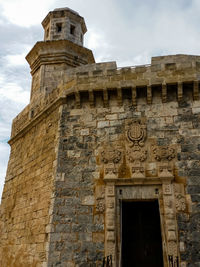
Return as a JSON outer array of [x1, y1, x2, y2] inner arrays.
[[152, 146, 175, 161], [101, 149, 122, 164], [127, 120, 146, 147], [127, 147, 147, 163]]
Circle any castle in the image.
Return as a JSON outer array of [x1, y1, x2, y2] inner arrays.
[[0, 7, 200, 267]]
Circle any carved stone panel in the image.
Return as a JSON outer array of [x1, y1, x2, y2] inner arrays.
[[152, 145, 176, 162], [101, 149, 122, 164], [126, 119, 146, 147], [95, 185, 105, 214]]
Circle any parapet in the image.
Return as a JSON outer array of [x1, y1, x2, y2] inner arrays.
[[10, 55, 200, 142]]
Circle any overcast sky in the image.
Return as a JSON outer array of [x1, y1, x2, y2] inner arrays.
[[1, 0, 200, 200]]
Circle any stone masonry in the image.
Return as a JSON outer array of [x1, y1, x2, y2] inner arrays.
[[0, 7, 200, 267]]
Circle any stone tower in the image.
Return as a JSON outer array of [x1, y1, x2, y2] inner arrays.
[[1, 7, 200, 267], [26, 7, 94, 103]]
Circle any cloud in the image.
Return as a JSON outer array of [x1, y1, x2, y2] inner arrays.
[[5, 52, 28, 67], [0, 0, 55, 27]]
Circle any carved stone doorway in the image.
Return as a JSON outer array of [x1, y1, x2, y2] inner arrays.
[[121, 200, 163, 267]]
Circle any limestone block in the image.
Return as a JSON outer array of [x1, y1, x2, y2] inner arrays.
[[97, 121, 109, 128], [81, 196, 95, 205]]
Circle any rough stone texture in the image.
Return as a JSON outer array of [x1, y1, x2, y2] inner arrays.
[[0, 7, 200, 267], [0, 107, 60, 266]]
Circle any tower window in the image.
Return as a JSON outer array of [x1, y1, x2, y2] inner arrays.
[[56, 23, 62, 33], [70, 25, 76, 35], [80, 34, 83, 43], [46, 28, 49, 38]]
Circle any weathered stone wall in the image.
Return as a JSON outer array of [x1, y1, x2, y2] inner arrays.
[[0, 107, 60, 267], [1, 54, 200, 267], [46, 82, 200, 266]]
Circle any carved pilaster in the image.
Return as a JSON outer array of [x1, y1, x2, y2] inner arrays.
[[162, 182, 179, 259], [95, 185, 105, 214], [105, 184, 116, 265]]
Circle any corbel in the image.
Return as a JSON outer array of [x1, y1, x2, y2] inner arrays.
[[103, 89, 109, 107], [75, 91, 80, 108], [162, 83, 167, 103], [147, 85, 152, 104], [117, 88, 122, 106], [132, 87, 137, 106], [177, 82, 183, 102], [193, 80, 199, 100], [89, 90, 94, 108]]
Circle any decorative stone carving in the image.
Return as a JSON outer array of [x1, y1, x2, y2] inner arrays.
[[132, 166, 145, 178], [106, 185, 115, 196], [95, 185, 105, 213], [127, 120, 146, 147], [174, 183, 186, 212], [105, 167, 117, 175], [101, 149, 122, 164], [175, 193, 186, 212], [106, 231, 115, 241], [96, 199, 105, 213], [168, 230, 177, 241], [159, 164, 174, 178], [127, 147, 147, 163], [163, 183, 173, 195], [168, 241, 178, 255], [152, 145, 175, 161], [164, 196, 173, 209]]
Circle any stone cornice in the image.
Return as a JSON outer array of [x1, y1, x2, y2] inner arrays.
[[9, 79, 199, 143], [26, 40, 95, 75]]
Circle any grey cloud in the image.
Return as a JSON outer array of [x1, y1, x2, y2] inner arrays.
[[51, 0, 200, 67]]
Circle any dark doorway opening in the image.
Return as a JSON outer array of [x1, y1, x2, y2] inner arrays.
[[121, 200, 163, 267]]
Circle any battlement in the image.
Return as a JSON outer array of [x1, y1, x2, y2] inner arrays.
[[10, 55, 200, 141]]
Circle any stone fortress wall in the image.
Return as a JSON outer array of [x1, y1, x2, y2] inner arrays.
[[0, 7, 200, 267]]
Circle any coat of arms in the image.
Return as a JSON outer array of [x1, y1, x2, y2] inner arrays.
[[127, 120, 146, 147]]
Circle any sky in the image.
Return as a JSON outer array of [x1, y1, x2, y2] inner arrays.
[[0, 0, 200, 200]]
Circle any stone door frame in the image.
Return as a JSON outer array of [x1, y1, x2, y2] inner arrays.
[[104, 175, 179, 267]]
